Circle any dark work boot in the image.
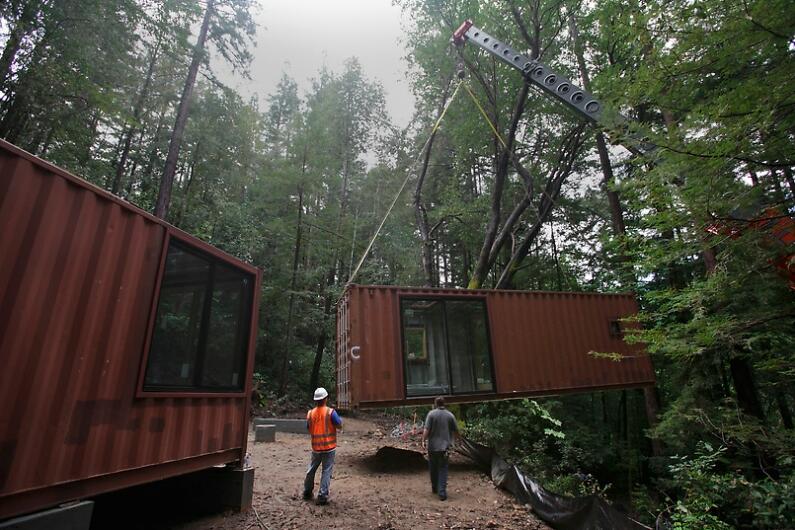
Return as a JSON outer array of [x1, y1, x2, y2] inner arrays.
[[316, 495, 328, 505], [302, 490, 313, 501]]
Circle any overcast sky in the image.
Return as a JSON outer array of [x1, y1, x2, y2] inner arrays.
[[221, 0, 417, 128]]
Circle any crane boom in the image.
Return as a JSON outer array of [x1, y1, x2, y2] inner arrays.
[[453, 21, 794, 288], [452, 20, 652, 155]]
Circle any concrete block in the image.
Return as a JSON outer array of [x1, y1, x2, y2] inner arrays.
[[254, 424, 276, 442], [207, 466, 254, 512], [0, 501, 93, 530], [176, 466, 254, 512], [253, 418, 306, 433]]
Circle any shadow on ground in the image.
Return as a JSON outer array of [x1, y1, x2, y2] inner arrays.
[[89, 468, 238, 530], [358, 445, 484, 474]]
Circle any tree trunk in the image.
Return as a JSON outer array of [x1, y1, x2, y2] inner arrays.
[[154, 0, 214, 219], [308, 140, 355, 388], [643, 386, 664, 456], [495, 125, 585, 288], [0, 23, 51, 140], [140, 108, 167, 191], [703, 244, 766, 423], [174, 142, 201, 226], [80, 111, 100, 169], [309, 292, 333, 392], [486, 156, 534, 271], [462, 248, 471, 287], [348, 211, 359, 279], [495, 184, 558, 289], [784, 166, 795, 201], [414, 79, 453, 287], [112, 34, 162, 195], [729, 357, 765, 421], [619, 390, 628, 441], [0, 27, 24, 90], [702, 246, 718, 274], [38, 125, 54, 155], [749, 168, 760, 186], [279, 184, 304, 394], [468, 83, 529, 288], [0, 1, 41, 90], [776, 391, 793, 429], [569, 16, 628, 267], [550, 221, 562, 290]]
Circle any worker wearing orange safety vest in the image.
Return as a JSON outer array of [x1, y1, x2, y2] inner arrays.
[[302, 387, 342, 505]]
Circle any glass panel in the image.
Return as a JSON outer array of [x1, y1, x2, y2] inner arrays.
[[201, 263, 251, 390], [144, 239, 254, 392], [144, 245, 210, 388], [402, 299, 450, 396], [446, 301, 494, 393]]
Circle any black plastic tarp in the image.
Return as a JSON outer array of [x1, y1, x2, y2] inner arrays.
[[456, 438, 649, 530]]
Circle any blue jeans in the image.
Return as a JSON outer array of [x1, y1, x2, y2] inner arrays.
[[304, 449, 336, 498], [428, 451, 449, 496]]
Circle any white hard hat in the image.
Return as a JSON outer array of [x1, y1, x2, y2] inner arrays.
[[313, 387, 328, 401]]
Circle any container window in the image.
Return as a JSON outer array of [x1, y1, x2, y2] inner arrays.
[[446, 301, 493, 393], [609, 319, 623, 338], [144, 240, 253, 392], [402, 300, 450, 396], [401, 298, 494, 397]]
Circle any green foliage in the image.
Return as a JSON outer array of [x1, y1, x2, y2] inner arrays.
[[749, 471, 795, 529], [578, 0, 795, 521], [463, 397, 634, 497], [665, 443, 739, 529], [464, 389, 659, 503], [547, 472, 612, 499], [465, 399, 564, 449], [656, 442, 795, 529], [251, 371, 268, 408]]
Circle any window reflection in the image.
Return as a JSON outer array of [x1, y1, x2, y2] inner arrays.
[[401, 298, 493, 397], [144, 240, 253, 392]]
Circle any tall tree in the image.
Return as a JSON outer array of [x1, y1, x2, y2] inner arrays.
[[155, 0, 255, 219], [0, 0, 46, 90], [154, 0, 214, 219]]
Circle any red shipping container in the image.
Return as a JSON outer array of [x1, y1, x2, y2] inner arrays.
[[0, 140, 261, 520], [336, 285, 654, 409]]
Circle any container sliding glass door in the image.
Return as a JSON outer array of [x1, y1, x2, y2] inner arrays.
[[401, 298, 494, 397]]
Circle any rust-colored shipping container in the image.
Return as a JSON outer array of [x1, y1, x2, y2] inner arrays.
[[336, 285, 654, 409], [0, 140, 261, 520]]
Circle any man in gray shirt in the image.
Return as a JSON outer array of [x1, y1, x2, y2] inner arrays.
[[422, 396, 459, 500]]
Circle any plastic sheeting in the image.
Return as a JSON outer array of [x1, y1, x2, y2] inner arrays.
[[456, 438, 649, 530]]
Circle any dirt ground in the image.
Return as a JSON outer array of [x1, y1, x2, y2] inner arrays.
[[180, 416, 550, 530]]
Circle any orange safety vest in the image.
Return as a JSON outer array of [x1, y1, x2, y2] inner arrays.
[[307, 405, 337, 452]]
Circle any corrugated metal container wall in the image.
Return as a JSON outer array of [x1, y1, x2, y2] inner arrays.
[[0, 140, 261, 520], [346, 286, 405, 405], [336, 285, 654, 409]]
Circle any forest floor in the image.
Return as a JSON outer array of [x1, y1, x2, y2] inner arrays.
[[177, 415, 550, 530]]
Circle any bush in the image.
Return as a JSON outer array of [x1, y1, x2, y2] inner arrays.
[[749, 469, 795, 529]]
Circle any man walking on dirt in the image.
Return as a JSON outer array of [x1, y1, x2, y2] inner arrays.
[[303, 387, 342, 505], [422, 396, 459, 501]]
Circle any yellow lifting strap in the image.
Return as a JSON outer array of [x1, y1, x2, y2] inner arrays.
[[462, 83, 508, 150], [348, 79, 465, 284], [347, 80, 511, 285]]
